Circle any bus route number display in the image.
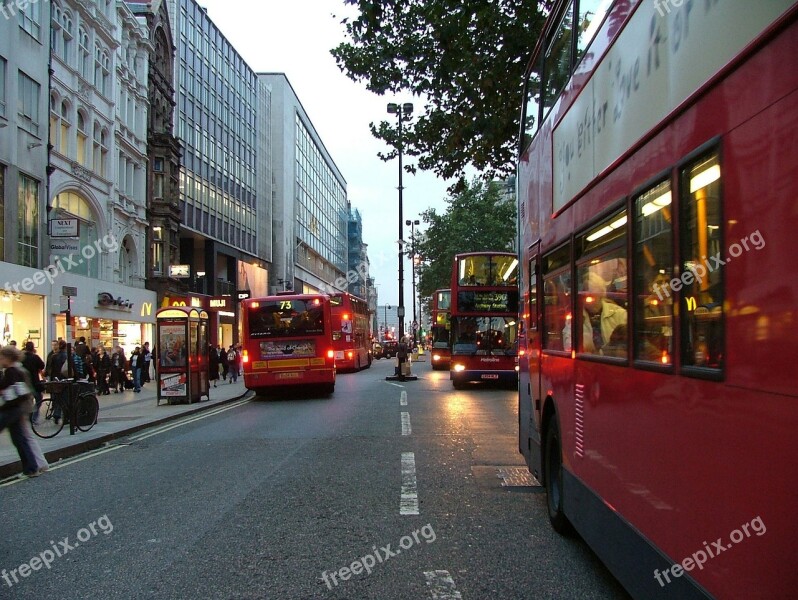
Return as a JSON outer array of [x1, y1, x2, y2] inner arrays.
[[457, 291, 518, 313]]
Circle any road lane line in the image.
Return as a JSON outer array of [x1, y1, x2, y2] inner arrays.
[[400, 390, 408, 406], [423, 570, 463, 599], [128, 398, 250, 442], [400, 452, 419, 515], [401, 412, 412, 436], [386, 382, 404, 388]]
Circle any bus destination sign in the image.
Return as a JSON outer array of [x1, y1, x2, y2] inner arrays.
[[457, 291, 518, 313]]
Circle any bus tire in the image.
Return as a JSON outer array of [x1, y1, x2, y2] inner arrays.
[[544, 417, 572, 534], [323, 383, 335, 396], [452, 380, 465, 390]]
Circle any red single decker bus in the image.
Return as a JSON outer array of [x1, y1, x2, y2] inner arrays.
[[241, 293, 335, 395], [329, 292, 371, 371], [517, 1, 797, 598], [449, 252, 519, 389], [430, 289, 452, 371]]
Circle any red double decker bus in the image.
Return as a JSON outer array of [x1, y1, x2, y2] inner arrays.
[[241, 294, 336, 395], [429, 289, 451, 370], [449, 252, 519, 389], [517, 1, 797, 598], [329, 292, 371, 371]]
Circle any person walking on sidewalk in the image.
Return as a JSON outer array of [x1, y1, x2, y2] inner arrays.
[[129, 347, 143, 393], [96, 346, 111, 395], [219, 344, 229, 381], [141, 342, 152, 384], [0, 345, 48, 478], [21, 342, 45, 412], [227, 346, 239, 383], [208, 345, 220, 388]]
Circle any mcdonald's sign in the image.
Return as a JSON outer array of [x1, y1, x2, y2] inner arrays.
[[685, 296, 697, 312], [141, 302, 153, 317]]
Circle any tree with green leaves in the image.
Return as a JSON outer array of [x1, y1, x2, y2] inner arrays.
[[331, 0, 552, 190], [414, 178, 516, 310]]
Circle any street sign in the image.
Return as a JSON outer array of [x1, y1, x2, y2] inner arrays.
[[49, 218, 79, 237], [62, 286, 78, 297], [169, 264, 191, 278]]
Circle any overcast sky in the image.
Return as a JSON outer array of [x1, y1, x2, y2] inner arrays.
[[198, 0, 454, 314]]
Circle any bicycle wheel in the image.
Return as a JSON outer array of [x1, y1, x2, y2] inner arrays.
[[31, 399, 65, 438], [75, 393, 99, 432]]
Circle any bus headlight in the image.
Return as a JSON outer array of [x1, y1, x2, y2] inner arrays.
[[433, 354, 441, 361], [453, 364, 466, 372]]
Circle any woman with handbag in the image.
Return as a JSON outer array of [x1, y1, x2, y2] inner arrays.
[[0, 345, 48, 477]]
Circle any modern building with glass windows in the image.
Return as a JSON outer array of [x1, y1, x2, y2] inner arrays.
[[259, 73, 347, 295], [167, 0, 269, 345], [0, 1, 50, 346]]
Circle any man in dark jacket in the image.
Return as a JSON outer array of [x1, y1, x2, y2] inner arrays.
[[21, 341, 45, 410]]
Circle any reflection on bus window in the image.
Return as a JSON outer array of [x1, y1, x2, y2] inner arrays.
[[635, 180, 674, 364], [681, 151, 723, 370], [248, 300, 325, 338], [457, 254, 518, 286]]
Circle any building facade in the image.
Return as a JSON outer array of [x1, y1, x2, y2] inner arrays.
[[47, 0, 157, 353], [0, 1, 51, 348], [259, 73, 347, 295], [126, 0, 184, 308], [167, 0, 269, 346]]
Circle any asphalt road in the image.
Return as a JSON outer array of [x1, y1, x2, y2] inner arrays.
[[0, 358, 630, 599]]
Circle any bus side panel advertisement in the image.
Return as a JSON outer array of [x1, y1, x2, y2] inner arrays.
[[260, 340, 316, 359]]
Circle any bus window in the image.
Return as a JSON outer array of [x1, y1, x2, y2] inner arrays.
[[634, 180, 674, 365], [575, 211, 628, 358], [680, 151, 723, 372]]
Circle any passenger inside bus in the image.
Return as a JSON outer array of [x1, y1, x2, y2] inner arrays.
[[564, 271, 627, 355]]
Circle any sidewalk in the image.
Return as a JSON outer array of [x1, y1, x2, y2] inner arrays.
[[0, 377, 250, 479]]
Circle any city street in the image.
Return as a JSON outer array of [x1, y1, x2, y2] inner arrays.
[[0, 359, 628, 599]]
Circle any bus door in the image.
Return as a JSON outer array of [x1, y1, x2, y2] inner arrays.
[[521, 246, 542, 459]]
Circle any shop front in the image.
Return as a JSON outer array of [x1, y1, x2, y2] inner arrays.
[[1, 263, 49, 352], [51, 282, 158, 355], [161, 294, 238, 347]]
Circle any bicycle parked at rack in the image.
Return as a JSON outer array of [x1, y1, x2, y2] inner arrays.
[[32, 380, 99, 438]]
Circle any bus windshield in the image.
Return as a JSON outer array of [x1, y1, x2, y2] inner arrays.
[[457, 255, 519, 286], [452, 316, 518, 356], [247, 299, 325, 338]]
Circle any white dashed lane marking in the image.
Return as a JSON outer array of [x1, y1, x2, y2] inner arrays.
[[400, 452, 419, 515], [424, 570, 462, 599]]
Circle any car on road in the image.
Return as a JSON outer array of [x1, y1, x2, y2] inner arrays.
[[371, 341, 384, 360], [382, 340, 398, 359]]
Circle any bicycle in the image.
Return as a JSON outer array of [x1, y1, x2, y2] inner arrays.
[[32, 380, 100, 438]]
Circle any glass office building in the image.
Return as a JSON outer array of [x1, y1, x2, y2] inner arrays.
[[169, 0, 258, 256]]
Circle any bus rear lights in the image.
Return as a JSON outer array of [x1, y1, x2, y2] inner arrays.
[[251, 302, 259, 309], [453, 364, 466, 372], [327, 349, 335, 359], [347, 351, 354, 359], [515, 365, 520, 372]]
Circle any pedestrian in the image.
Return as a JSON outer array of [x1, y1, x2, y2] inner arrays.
[[96, 346, 111, 395], [44, 340, 59, 377], [208, 345, 220, 388], [141, 342, 152, 384], [129, 347, 142, 393], [226, 345, 239, 383], [219, 344, 229, 381], [21, 341, 45, 411], [0, 345, 48, 478], [47, 341, 69, 423], [109, 347, 122, 392]]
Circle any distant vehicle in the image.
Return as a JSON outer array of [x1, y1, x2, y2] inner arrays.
[[371, 341, 384, 360], [430, 288, 451, 370], [382, 340, 398, 359], [329, 292, 371, 371], [240, 294, 335, 395]]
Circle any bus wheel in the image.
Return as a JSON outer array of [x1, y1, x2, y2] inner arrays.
[[452, 380, 465, 390], [323, 383, 335, 396], [544, 417, 572, 534]]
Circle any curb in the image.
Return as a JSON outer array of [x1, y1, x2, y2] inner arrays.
[[0, 390, 253, 480]]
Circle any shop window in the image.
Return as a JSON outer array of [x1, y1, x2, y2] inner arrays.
[[680, 151, 724, 373], [575, 210, 628, 359], [634, 180, 674, 365]]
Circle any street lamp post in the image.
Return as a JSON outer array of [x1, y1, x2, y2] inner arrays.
[[387, 101, 413, 344], [406, 218, 420, 345], [383, 304, 391, 340]]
